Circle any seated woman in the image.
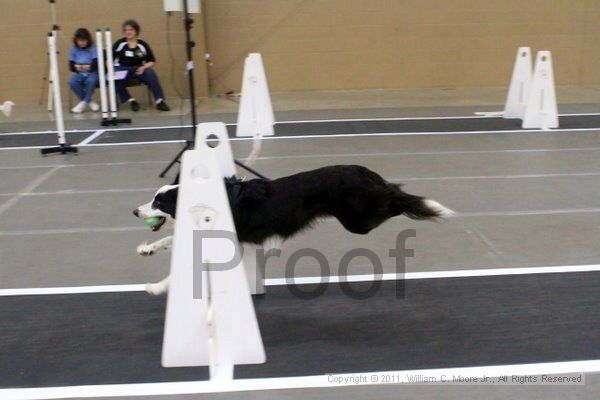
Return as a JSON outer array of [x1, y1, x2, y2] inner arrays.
[[113, 19, 170, 112], [68, 28, 99, 113]]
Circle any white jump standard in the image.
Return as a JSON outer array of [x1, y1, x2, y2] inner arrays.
[[41, 32, 78, 155], [0, 101, 15, 118], [97, 28, 131, 127], [236, 53, 275, 166], [162, 142, 265, 379]]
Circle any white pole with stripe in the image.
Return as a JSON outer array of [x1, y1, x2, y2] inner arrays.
[[95, 29, 109, 123], [104, 29, 118, 121], [47, 32, 66, 146]]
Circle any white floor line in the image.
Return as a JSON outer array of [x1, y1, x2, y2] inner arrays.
[[253, 147, 600, 161], [0, 187, 157, 197], [1, 264, 598, 297], [393, 172, 600, 182], [0, 284, 146, 297], [1, 111, 599, 136], [0, 167, 61, 217], [76, 129, 106, 146], [0, 129, 92, 137], [264, 264, 600, 286], [273, 111, 600, 124], [1, 360, 599, 400], [73, 126, 600, 146], [455, 208, 600, 217], [0, 160, 170, 170], [0, 226, 150, 236], [76, 139, 185, 148], [4, 126, 600, 151]]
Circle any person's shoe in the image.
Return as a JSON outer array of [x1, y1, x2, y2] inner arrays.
[[156, 99, 170, 111], [129, 99, 140, 112], [71, 101, 87, 113], [88, 101, 100, 112]]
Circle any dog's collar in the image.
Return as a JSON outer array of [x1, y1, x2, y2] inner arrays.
[[225, 176, 243, 204]]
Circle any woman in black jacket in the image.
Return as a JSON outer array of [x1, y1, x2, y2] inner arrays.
[[113, 20, 170, 112]]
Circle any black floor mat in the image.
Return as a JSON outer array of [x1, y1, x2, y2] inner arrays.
[[1, 272, 599, 388]]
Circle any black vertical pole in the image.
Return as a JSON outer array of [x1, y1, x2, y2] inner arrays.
[[183, 0, 198, 130], [158, 2, 266, 182], [159, 0, 197, 179]]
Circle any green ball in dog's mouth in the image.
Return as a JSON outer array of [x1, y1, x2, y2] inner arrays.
[[143, 217, 161, 228], [143, 216, 166, 231]]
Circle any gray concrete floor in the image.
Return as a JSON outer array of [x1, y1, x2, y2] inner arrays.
[[2, 131, 600, 287], [1, 97, 599, 398]]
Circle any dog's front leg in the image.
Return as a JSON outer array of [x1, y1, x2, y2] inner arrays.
[[137, 235, 173, 256], [146, 275, 170, 296]]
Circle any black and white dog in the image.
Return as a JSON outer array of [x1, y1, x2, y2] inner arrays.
[[134, 165, 453, 294]]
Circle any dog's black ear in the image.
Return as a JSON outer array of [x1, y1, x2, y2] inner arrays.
[[160, 187, 179, 218]]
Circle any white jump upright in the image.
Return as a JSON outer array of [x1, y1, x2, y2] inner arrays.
[[522, 51, 559, 129], [236, 53, 275, 166], [504, 47, 532, 119], [195, 122, 267, 295], [48, 33, 65, 144], [40, 33, 77, 155], [95, 29, 110, 124], [96, 28, 131, 127], [162, 122, 266, 380], [0, 101, 15, 118]]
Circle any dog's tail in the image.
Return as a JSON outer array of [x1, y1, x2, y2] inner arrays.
[[390, 186, 454, 220]]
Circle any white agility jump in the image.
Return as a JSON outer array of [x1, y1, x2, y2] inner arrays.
[[236, 53, 275, 166], [479, 46, 559, 129], [40, 33, 77, 155], [96, 28, 131, 127], [162, 122, 266, 379], [0, 101, 15, 118]]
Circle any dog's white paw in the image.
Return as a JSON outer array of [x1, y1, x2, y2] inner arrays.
[[146, 282, 167, 296], [137, 242, 155, 256]]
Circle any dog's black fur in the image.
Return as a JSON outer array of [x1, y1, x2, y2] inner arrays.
[[155, 165, 447, 245]]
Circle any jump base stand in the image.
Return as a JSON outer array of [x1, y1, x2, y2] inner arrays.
[[162, 123, 266, 378], [41, 143, 78, 155], [101, 117, 132, 127]]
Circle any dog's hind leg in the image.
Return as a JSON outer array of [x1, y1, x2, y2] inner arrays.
[[137, 236, 173, 256], [147, 275, 170, 296]]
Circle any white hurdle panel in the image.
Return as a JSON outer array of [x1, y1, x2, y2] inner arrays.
[[504, 47, 532, 120], [195, 122, 266, 295], [162, 123, 265, 380], [522, 51, 559, 129], [236, 53, 275, 166]]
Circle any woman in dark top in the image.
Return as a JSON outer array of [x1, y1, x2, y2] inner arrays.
[[113, 20, 170, 111]]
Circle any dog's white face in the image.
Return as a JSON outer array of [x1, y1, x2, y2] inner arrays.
[[133, 184, 179, 231]]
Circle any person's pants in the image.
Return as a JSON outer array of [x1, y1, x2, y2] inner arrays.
[[115, 67, 165, 103], [68, 72, 99, 103]]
